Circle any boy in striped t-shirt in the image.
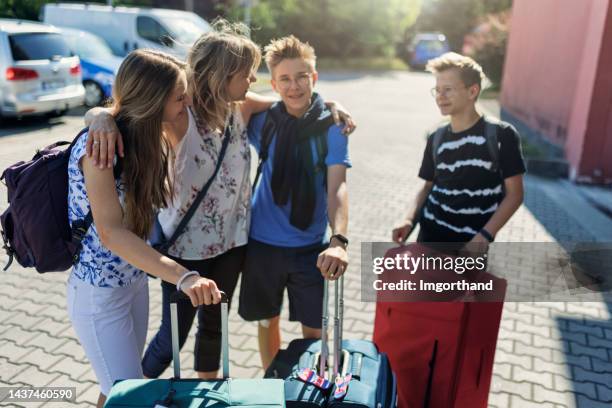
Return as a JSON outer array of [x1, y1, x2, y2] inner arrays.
[[393, 52, 525, 246], [382, 53, 525, 408]]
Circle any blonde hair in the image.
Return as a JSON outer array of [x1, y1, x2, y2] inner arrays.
[[264, 35, 316, 73], [188, 19, 261, 132], [426, 52, 485, 91], [112, 49, 183, 238]]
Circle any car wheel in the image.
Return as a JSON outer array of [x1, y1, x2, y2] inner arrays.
[[46, 109, 68, 118], [84, 81, 104, 107]]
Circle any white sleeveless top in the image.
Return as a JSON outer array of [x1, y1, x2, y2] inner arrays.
[[159, 107, 251, 260]]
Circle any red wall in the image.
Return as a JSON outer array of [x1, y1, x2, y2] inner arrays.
[[501, 0, 612, 183]]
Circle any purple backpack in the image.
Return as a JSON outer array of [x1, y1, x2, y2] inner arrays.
[[0, 129, 93, 273]]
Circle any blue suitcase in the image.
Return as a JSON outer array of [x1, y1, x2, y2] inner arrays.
[[266, 278, 397, 408], [104, 292, 285, 407], [328, 339, 397, 408]]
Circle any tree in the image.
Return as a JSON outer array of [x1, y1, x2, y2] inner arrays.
[[0, 0, 48, 20], [414, 0, 484, 51], [229, 0, 420, 58], [465, 10, 510, 85]]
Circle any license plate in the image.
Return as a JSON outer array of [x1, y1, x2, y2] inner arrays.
[[42, 80, 65, 91]]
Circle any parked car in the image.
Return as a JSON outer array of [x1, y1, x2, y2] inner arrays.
[[60, 27, 122, 107], [407, 33, 450, 70], [0, 19, 84, 119], [43, 3, 211, 60]]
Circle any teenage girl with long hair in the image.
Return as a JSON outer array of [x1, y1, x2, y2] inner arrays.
[[67, 49, 222, 408]]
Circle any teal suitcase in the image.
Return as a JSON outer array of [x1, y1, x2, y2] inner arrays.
[[105, 292, 285, 408]]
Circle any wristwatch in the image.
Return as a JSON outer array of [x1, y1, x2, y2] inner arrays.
[[479, 228, 495, 243], [330, 234, 349, 248]]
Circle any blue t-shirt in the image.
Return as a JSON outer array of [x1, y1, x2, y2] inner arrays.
[[248, 111, 351, 247]]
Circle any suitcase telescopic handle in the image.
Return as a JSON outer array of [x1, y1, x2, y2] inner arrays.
[[320, 275, 345, 379], [170, 291, 229, 379]]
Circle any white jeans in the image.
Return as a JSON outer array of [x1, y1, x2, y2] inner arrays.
[[66, 273, 149, 396]]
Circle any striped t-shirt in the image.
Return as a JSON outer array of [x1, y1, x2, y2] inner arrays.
[[418, 117, 525, 243]]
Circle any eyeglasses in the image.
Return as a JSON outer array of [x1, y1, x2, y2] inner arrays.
[[276, 73, 313, 90], [430, 86, 467, 98]]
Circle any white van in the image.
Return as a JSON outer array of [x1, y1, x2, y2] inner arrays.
[[42, 3, 211, 59]]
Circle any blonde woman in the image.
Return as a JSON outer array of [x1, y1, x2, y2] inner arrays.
[[68, 50, 222, 408], [85, 20, 354, 381]]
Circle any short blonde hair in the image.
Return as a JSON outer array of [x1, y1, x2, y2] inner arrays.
[[426, 52, 485, 90], [264, 35, 316, 73]]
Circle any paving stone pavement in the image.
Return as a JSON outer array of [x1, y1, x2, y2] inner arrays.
[[0, 71, 611, 407]]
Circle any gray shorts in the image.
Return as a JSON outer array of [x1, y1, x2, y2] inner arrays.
[[238, 238, 326, 329]]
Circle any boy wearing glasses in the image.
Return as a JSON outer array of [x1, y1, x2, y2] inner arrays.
[[374, 53, 525, 407], [382, 52, 525, 407], [392, 52, 525, 246], [238, 36, 351, 370]]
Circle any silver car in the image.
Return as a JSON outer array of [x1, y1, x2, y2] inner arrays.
[[0, 19, 85, 119]]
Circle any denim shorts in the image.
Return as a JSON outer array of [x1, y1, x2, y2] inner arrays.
[[238, 239, 326, 329], [66, 272, 149, 396]]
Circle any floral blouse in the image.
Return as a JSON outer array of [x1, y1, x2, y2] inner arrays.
[[158, 107, 251, 260]]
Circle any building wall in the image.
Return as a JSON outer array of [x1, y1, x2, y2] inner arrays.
[[578, 4, 612, 182], [501, 0, 612, 182]]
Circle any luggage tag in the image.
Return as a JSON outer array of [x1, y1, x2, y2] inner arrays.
[[295, 367, 332, 390], [333, 373, 352, 400]]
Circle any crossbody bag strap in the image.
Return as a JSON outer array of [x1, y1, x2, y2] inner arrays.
[[162, 114, 235, 251]]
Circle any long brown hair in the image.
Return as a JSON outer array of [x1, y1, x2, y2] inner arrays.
[[188, 18, 261, 132], [111, 49, 185, 238]]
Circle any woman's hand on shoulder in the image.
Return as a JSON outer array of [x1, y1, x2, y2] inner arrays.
[[85, 108, 124, 169]]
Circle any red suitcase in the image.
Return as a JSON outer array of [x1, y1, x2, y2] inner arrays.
[[373, 244, 507, 408]]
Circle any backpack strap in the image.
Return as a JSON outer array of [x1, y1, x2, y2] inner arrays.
[[431, 124, 449, 181], [313, 130, 329, 189], [252, 112, 276, 193], [483, 116, 500, 174]]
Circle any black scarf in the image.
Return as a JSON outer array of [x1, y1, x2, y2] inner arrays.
[[269, 93, 334, 230]]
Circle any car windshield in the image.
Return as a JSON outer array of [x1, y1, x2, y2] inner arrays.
[[64, 32, 115, 60], [162, 15, 209, 45], [9, 33, 72, 61]]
